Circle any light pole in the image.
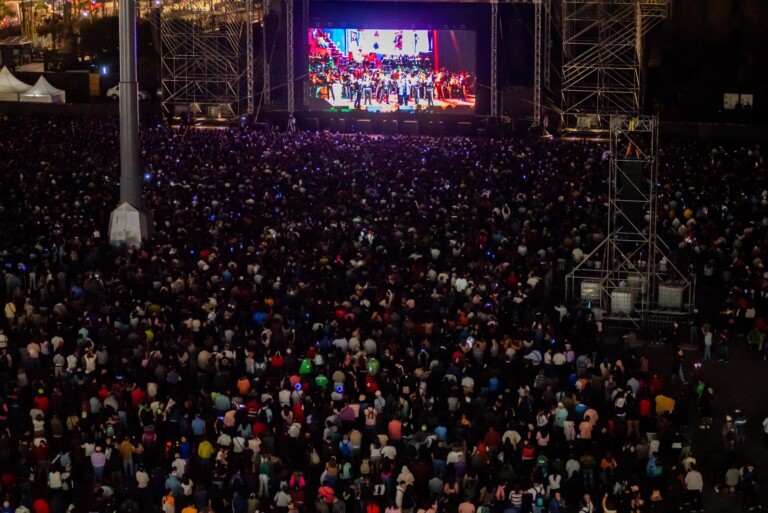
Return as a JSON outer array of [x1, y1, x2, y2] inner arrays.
[[108, 0, 151, 247]]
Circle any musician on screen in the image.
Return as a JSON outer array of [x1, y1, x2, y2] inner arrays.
[[425, 76, 435, 107], [397, 77, 409, 105]]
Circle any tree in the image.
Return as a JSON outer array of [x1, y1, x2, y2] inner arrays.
[[77, 16, 154, 56], [77, 15, 119, 54]]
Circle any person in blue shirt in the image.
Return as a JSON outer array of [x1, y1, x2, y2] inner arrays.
[[191, 413, 206, 438]]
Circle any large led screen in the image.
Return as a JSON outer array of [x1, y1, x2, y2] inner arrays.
[[308, 28, 476, 114]]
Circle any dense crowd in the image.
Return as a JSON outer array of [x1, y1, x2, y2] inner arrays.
[[0, 116, 767, 513]]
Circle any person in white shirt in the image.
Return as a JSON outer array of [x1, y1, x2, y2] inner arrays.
[[684, 465, 704, 512], [171, 454, 186, 478], [136, 467, 150, 488], [565, 456, 581, 479], [83, 349, 97, 374]]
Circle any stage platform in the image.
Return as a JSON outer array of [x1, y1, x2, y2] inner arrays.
[[256, 108, 512, 137]]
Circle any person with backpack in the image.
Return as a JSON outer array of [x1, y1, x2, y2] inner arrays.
[[526, 480, 546, 513]]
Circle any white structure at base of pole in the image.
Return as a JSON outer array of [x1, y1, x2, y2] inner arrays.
[[109, 203, 151, 248], [111, 0, 151, 246]]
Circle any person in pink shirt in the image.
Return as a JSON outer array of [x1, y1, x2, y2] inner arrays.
[[457, 500, 475, 513], [579, 416, 593, 440], [90, 446, 107, 483], [584, 408, 599, 427]]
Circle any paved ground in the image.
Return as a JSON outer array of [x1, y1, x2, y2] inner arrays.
[[682, 337, 768, 512], [611, 330, 768, 512]]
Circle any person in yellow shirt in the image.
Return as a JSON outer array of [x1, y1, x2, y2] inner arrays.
[[198, 438, 214, 474], [181, 504, 197, 513], [654, 394, 675, 416]]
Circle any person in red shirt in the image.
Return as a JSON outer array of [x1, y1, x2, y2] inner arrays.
[[388, 418, 402, 442], [98, 384, 110, 403], [33, 392, 48, 414], [32, 497, 49, 513], [131, 385, 146, 409], [484, 426, 501, 452]]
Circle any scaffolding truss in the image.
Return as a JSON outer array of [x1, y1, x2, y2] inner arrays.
[[286, 0, 294, 113], [565, 115, 694, 330], [246, 0, 255, 113], [532, 0, 543, 125], [160, 0, 259, 119], [490, 0, 499, 119], [261, 0, 271, 107], [561, 0, 667, 131]]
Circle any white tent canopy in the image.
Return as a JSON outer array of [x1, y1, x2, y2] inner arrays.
[[0, 66, 32, 102], [20, 75, 66, 104]]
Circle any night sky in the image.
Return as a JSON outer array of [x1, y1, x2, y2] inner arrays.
[[651, 0, 768, 115]]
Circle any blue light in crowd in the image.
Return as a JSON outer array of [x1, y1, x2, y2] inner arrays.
[[143, 172, 151, 181], [101, 66, 108, 76]]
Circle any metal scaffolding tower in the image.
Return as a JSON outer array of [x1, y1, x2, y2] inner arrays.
[[561, 0, 667, 131], [246, 0, 255, 113], [262, 0, 271, 106], [160, 0, 258, 119], [565, 115, 694, 330], [490, 0, 499, 119], [533, 0, 541, 126], [286, 0, 294, 113], [543, 0, 552, 91], [302, 0, 309, 109]]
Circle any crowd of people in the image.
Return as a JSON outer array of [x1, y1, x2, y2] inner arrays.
[[1, 115, 767, 513]]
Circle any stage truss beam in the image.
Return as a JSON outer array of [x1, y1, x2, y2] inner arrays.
[[247, 0, 255, 113], [533, 0, 541, 126], [302, 0, 309, 109], [262, 0, 270, 106], [286, 0, 294, 113], [490, 0, 499, 119]]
